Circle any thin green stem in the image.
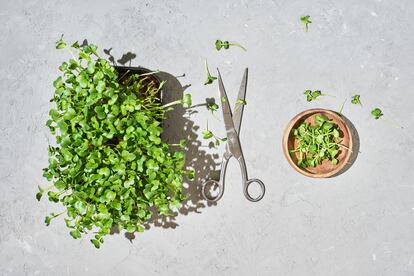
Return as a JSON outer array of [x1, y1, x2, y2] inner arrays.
[[339, 99, 346, 114], [229, 43, 247, 51]]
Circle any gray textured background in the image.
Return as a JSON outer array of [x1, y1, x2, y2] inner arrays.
[[1, 0, 414, 275]]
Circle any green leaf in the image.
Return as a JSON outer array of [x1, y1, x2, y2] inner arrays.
[[90, 239, 101, 248], [36, 191, 43, 201], [122, 150, 136, 162], [203, 130, 213, 139], [94, 106, 106, 120], [204, 60, 217, 85], [300, 15, 312, 32], [105, 190, 116, 202], [55, 34, 66, 49], [215, 39, 223, 50], [74, 201, 87, 215], [181, 94, 192, 108], [87, 61, 95, 74], [351, 94, 362, 106], [371, 108, 383, 119], [98, 167, 110, 178], [70, 229, 81, 239], [187, 169, 195, 180], [96, 80, 106, 93], [44, 216, 52, 226]]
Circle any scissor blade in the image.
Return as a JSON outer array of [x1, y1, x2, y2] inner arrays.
[[232, 68, 248, 135], [217, 69, 244, 159]]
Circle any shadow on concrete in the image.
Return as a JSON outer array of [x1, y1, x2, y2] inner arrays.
[[334, 114, 360, 177]]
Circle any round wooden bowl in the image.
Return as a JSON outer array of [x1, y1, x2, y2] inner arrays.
[[282, 108, 353, 178]]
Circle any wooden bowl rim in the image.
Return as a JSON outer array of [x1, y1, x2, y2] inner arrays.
[[282, 108, 353, 178]]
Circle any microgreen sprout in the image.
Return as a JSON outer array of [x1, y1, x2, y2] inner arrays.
[[204, 60, 217, 85], [304, 89, 334, 102], [371, 108, 383, 119], [339, 99, 346, 114], [187, 169, 195, 181], [203, 122, 227, 146], [290, 115, 346, 167], [300, 15, 312, 32], [207, 101, 219, 113], [215, 39, 247, 51], [351, 94, 362, 106]]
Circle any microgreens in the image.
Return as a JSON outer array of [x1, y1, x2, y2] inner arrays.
[[203, 122, 227, 147], [371, 108, 383, 119], [351, 94, 362, 106], [204, 60, 217, 85], [304, 89, 334, 102], [290, 115, 345, 167], [207, 101, 219, 113], [215, 39, 247, 51], [300, 15, 312, 32], [39, 35, 190, 248]]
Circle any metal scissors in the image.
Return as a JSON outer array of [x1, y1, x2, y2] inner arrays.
[[201, 68, 265, 202]]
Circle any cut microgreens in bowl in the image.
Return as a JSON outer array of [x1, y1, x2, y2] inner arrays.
[[300, 15, 312, 32], [304, 89, 335, 102], [215, 39, 247, 51], [290, 115, 343, 167]]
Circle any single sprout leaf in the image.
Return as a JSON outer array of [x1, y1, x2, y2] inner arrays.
[[207, 102, 219, 113], [70, 229, 81, 239], [300, 15, 312, 32], [187, 169, 195, 180], [304, 89, 333, 102], [55, 34, 66, 49], [204, 60, 217, 85], [351, 94, 362, 106], [203, 130, 214, 139], [215, 39, 246, 51], [371, 108, 383, 119], [181, 94, 192, 108]]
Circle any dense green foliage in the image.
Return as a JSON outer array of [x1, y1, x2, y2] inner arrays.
[[290, 115, 342, 167], [38, 36, 191, 248]]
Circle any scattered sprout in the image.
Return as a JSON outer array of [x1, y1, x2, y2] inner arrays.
[[304, 89, 334, 102], [215, 39, 247, 51], [371, 108, 383, 119], [204, 60, 217, 85], [351, 94, 362, 106], [300, 15, 312, 32]]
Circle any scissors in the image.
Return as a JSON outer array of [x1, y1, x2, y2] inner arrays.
[[201, 68, 265, 202]]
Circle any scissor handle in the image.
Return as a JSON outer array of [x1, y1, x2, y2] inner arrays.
[[201, 157, 229, 202], [201, 179, 224, 202], [243, 178, 265, 202]]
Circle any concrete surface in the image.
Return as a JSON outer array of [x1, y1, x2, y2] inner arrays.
[[1, 0, 414, 275]]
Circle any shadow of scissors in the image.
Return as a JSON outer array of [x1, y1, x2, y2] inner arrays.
[[201, 68, 265, 202]]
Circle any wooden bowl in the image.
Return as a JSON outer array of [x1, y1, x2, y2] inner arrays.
[[282, 108, 353, 178]]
